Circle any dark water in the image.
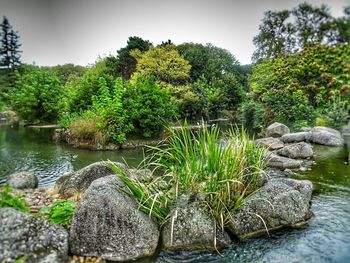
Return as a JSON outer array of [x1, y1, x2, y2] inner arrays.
[[0, 124, 349, 262], [0, 124, 145, 187]]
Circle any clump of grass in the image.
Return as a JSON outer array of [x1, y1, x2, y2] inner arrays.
[[40, 199, 75, 226], [108, 122, 267, 228], [0, 184, 29, 213]]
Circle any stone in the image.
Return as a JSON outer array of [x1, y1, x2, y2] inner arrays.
[[277, 142, 313, 159], [227, 178, 313, 239], [7, 171, 38, 189], [266, 122, 290, 138], [309, 126, 344, 146], [0, 208, 68, 263], [127, 168, 153, 182], [162, 194, 231, 251], [256, 137, 284, 150], [280, 132, 311, 143], [55, 161, 127, 197], [265, 152, 302, 169], [69, 175, 159, 261]]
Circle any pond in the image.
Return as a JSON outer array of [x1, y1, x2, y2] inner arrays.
[[0, 124, 349, 262]]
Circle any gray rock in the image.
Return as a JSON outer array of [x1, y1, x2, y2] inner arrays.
[[69, 175, 159, 261], [309, 126, 344, 146], [280, 132, 311, 143], [0, 208, 68, 263], [127, 168, 153, 182], [266, 122, 290, 138], [227, 178, 313, 239], [277, 142, 313, 159], [162, 194, 231, 251], [55, 161, 127, 197], [265, 152, 302, 169], [7, 171, 38, 189], [256, 137, 284, 150]]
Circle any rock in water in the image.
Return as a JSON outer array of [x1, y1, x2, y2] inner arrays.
[[277, 142, 313, 159], [280, 132, 311, 143], [69, 175, 159, 261], [0, 208, 68, 263], [227, 178, 313, 239], [266, 122, 290, 138], [256, 137, 284, 150], [265, 152, 302, 169], [162, 194, 231, 251], [7, 171, 38, 189], [309, 126, 344, 146], [55, 161, 127, 197]]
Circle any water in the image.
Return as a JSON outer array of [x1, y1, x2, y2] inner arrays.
[[0, 124, 145, 187], [0, 124, 349, 262]]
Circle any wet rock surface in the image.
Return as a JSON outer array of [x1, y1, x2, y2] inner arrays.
[[7, 171, 38, 189]]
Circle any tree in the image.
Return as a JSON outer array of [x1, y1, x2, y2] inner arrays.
[[252, 10, 295, 61], [326, 6, 350, 44], [0, 16, 21, 69]]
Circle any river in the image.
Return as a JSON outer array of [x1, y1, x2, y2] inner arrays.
[[0, 124, 349, 263]]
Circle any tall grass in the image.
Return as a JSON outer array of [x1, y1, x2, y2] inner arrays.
[[109, 122, 267, 228]]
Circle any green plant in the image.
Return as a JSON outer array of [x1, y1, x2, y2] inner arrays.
[[0, 184, 29, 212], [40, 199, 75, 226], [108, 122, 267, 229]]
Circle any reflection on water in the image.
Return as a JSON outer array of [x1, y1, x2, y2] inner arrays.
[[0, 124, 145, 187], [1, 124, 350, 262]]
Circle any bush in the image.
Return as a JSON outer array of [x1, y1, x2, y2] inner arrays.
[[241, 98, 267, 134], [0, 184, 29, 213], [40, 199, 75, 226]]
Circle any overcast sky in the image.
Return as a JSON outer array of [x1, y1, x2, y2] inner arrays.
[[0, 0, 348, 66]]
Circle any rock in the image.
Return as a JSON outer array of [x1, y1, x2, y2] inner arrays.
[[256, 137, 284, 150], [265, 152, 302, 169], [55, 162, 127, 197], [280, 132, 311, 143], [309, 126, 344, 146], [69, 175, 159, 261], [276, 142, 313, 159], [0, 208, 68, 263], [162, 194, 231, 251], [227, 178, 313, 239], [127, 168, 153, 182], [7, 171, 38, 189], [266, 122, 290, 138]]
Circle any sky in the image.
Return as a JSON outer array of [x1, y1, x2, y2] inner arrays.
[[0, 0, 348, 66]]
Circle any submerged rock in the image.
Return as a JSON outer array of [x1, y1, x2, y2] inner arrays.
[[266, 122, 290, 138], [277, 142, 313, 159], [309, 126, 344, 146], [280, 132, 311, 143], [265, 153, 302, 169], [7, 171, 38, 189], [227, 178, 313, 239], [69, 175, 159, 261], [55, 161, 127, 197], [162, 194, 231, 251], [0, 208, 68, 263], [256, 137, 284, 150]]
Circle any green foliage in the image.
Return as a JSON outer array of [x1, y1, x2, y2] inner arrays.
[[40, 199, 75, 226], [9, 67, 63, 124], [123, 77, 177, 138], [48, 63, 86, 84], [0, 184, 29, 213], [241, 98, 267, 134], [109, 123, 267, 228]]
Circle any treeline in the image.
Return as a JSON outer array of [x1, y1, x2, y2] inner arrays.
[[1, 2, 349, 144]]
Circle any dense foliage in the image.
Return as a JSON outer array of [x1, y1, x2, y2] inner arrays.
[[40, 199, 75, 226]]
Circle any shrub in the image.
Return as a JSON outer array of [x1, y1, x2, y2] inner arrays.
[[241, 98, 267, 134], [108, 122, 267, 228], [40, 199, 75, 226], [0, 184, 29, 213]]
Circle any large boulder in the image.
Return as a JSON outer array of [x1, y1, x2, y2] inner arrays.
[[265, 153, 302, 169], [256, 137, 284, 150], [7, 171, 38, 189], [276, 142, 313, 159], [55, 161, 127, 197], [280, 132, 311, 143], [69, 175, 159, 261], [0, 208, 68, 263], [162, 195, 231, 251], [227, 178, 313, 239], [266, 122, 290, 138], [309, 126, 344, 146]]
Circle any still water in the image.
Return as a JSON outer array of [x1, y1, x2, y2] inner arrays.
[[0, 124, 349, 262]]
